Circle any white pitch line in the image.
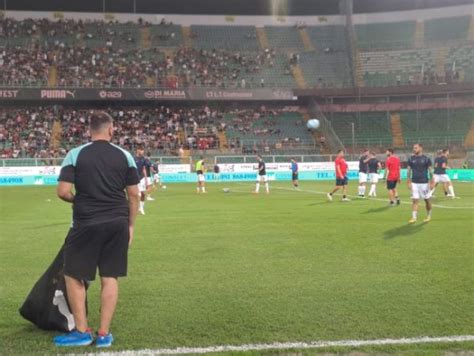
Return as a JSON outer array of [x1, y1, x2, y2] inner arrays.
[[84, 335, 474, 355], [270, 184, 474, 210]]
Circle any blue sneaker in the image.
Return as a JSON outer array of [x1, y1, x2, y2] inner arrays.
[[54, 329, 94, 347], [96, 332, 114, 348]]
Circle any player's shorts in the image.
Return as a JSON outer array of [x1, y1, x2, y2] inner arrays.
[[153, 174, 160, 183], [411, 183, 431, 200], [292, 172, 298, 181], [369, 173, 379, 183], [63, 219, 129, 281], [138, 178, 147, 192], [197, 174, 205, 182], [433, 174, 451, 183], [336, 176, 348, 186], [257, 174, 268, 182], [358, 172, 368, 183], [386, 180, 398, 190]]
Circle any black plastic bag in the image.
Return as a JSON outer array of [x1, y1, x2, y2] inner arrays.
[[19, 245, 89, 332]]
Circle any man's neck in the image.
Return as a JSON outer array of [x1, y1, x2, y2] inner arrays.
[[91, 136, 110, 142]]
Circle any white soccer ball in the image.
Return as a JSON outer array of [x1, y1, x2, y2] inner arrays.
[[306, 119, 320, 130], [162, 185, 167, 189]]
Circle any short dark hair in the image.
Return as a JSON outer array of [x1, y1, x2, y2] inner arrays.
[[415, 143, 423, 148], [442, 148, 449, 154], [89, 111, 113, 132], [386, 148, 394, 154], [337, 149, 344, 154]]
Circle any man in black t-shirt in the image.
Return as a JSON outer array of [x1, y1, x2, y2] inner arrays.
[[254, 155, 269, 194], [430, 149, 456, 198], [367, 152, 382, 197], [407, 143, 433, 223], [54, 112, 139, 348]]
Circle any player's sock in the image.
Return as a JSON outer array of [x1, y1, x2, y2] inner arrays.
[[448, 185, 455, 197], [427, 209, 432, 217], [265, 182, 269, 193], [444, 191, 448, 196], [196, 187, 200, 193], [396, 196, 400, 205], [369, 184, 375, 196], [361, 186, 366, 196], [358, 186, 362, 196], [202, 187, 206, 193], [255, 183, 260, 193], [412, 211, 417, 220], [343, 195, 346, 199]]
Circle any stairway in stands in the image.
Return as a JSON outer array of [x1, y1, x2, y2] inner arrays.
[[469, 15, 474, 41], [414, 21, 425, 48], [140, 27, 151, 49], [217, 131, 228, 151], [464, 121, 474, 148], [182, 26, 193, 48], [299, 28, 315, 51], [48, 65, 58, 87], [51, 121, 63, 150], [256, 27, 270, 49], [291, 65, 307, 89], [390, 113, 405, 148], [435, 47, 448, 78]]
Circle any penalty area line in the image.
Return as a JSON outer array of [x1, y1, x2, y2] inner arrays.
[[87, 335, 474, 355]]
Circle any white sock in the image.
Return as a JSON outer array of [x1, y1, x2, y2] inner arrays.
[[427, 209, 432, 217], [265, 182, 269, 193], [412, 211, 417, 220], [196, 187, 200, 193], [448, 185, 455, 196], [255, 182, 260, 192], [369, 184, 376, 196], [429, 188, 435, 196], [361, 185, 366, 195], [140, 201, 144, 210], [202, 186, 206, 193]]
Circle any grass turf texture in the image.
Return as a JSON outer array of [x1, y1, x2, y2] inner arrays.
[[0, 181, 473, 355]]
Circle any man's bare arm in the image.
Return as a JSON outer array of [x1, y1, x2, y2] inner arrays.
[[126, 184, 140, 246], [57, 181, 75, 203]]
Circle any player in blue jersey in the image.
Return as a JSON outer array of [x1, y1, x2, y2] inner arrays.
[[290, 158, 299, 189]]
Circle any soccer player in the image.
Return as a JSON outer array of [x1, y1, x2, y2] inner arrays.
[[290, 158, 299, 189], [358, 149, 369, 198], [384, 148, 401, 206], [195, 156, 206, 193], [135, 147, 151, 214], [152, 161, 164, 190], [327, 149, 350, 202], [255, 155, 269, 194], [54, 111, 140, 347], [407, 143, 434, 223], [367, 152, 381, 197], [430, 149, 456, 198]]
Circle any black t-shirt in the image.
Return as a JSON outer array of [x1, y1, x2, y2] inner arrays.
[[258, 161, 266, 175], [359, 155, 368, 173], [434, 156, 447, 175], [59, 140, 140, 227], [407, 154, 432, 183], [367, 158, 379, 173], [135, 156, 152, 179]]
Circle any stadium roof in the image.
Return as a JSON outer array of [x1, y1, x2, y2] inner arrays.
[[5, 0, 474, 16]]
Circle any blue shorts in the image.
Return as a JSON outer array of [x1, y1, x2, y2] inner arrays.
[[336, 177, 348, 186]]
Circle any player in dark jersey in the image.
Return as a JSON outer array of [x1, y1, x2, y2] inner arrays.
[[407, 143, 433, 223], [358, 149, 369, 197], [367, 152, 381, 197], [55, 111, 139, 347], [430, 149, 456, 198], [291, 158, 299, 189], [135, 147, 151, 214], [254, 155, 269, 194]]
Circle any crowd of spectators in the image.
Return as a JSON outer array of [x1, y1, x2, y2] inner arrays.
[[0, 105, 230, 158]]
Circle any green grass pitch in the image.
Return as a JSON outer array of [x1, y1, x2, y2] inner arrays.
[[0, 181, 473, 354]]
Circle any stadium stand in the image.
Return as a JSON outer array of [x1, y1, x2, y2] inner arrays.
[[306, 25, 347, 51], [265, 26, 305, 50], [424, 16, 471, 42], [355, 21, 416, 50], [190, 25, 259, 51], [149, 23, 183, 48], [298, 51, 352, 88]]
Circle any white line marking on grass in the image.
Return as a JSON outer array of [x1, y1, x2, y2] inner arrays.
[[270, 185, 474, 210], [87, 335, 474, 355]]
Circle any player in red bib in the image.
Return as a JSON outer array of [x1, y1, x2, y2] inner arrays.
[[384, 148, 401, 206], [327, 149, 350, 202]]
